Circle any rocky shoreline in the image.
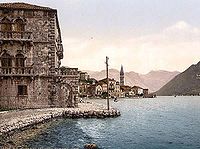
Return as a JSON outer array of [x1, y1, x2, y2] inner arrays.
[[0, 119, 60, 148], [0, 102, 120, 147]]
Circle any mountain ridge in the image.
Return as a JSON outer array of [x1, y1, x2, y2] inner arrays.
[[82, 69, 180, 92], [156, 62, 200, 96]]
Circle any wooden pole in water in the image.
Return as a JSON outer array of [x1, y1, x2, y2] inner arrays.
[[106, 56, 110, 111]]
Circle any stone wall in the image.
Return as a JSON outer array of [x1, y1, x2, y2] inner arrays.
[[0, 4, 78, 110], [0, 76, 50, 109], [0, 8, 62, 74], [0, 9, 50, 42], [0, 43, 33, 68]]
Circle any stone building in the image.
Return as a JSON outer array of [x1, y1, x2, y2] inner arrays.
[[97, 78, 120, 98], [95, 84, 103, 96], [78, 71, 97, 98], [80, 72, 89, 81], [0, 3, 79, 109], [143, 89, 149, 96], [132, 86, 144, 96]]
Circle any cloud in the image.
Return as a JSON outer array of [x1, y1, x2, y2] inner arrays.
[[163, 21, 200, 42], [61, 21, 200, 74]]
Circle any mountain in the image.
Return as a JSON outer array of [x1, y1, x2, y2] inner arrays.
[[85, 69, 180, 92], [140, 70, 180, 92], [156, 62, 200, 96]]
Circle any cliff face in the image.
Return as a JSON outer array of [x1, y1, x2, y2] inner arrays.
[[157, 62, 200, 96], [86, 69, 179, 92]]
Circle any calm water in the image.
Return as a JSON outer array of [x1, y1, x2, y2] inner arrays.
[[26, 96, 200, 149]]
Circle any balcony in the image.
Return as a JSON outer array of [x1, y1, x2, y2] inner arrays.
[[57, 43, 64, 59], [0, 67, 34, 76], [0, 31, 32, 41]]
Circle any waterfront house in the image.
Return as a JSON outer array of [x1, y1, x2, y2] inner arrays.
[[87, 84, 97, 97], [120, 85, 134, 97], [143, 89, 149, 96], [97, 78, 121, 98], [0, 2, 79, 109], [95, 84, 103, 97], [114, 81, 121, 97], [132, 86, 144, 96], [79, 71, 97, 98]]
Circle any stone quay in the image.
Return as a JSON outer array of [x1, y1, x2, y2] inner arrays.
[[0, 102, 120, 137]]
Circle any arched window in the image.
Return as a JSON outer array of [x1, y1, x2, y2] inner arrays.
[[1, 18, 12, 32], [14, 19, 25, 32], [15, 54, 25, 67], [1, 53, 12, 67]]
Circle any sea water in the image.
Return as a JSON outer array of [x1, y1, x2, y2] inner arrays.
[[26, 96, 200, 149]]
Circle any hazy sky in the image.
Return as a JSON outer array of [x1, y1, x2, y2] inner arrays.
[[2, 0, 200, 73]]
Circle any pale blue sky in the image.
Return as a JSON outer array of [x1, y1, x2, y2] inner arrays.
[[2, 0, 200, 73]]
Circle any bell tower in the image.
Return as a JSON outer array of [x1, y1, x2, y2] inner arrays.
[[120, 65, 124, 86]]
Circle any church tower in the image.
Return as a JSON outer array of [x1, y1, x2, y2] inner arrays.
[[120, 65, 125, 86]]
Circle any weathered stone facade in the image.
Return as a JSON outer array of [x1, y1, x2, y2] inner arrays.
[[0, 3, 79, 109]]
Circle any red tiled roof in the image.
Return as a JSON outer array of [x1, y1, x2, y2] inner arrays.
[[0, 2, 56, 11]]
